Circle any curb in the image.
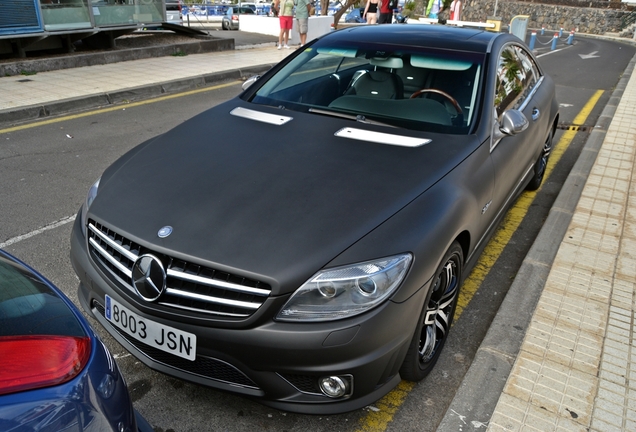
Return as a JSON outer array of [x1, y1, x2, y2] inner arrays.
[[0, 64, 275, 128], [436, 52, 636, 430], [0, 38, 234, 77]]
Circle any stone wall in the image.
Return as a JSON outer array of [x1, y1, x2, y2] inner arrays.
[[455, 0, 630, 34]]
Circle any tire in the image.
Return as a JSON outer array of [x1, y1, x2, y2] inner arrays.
[[400, 241, 463, 382], [222, 21, 228, 30], [526, 127, 553, 191]]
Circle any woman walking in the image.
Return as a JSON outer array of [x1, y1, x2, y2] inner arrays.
[[363, 0, 379, 24], [275, 0, 295, 49]]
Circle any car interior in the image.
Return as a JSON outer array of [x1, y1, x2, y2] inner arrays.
[[249, 46, 483, 133]]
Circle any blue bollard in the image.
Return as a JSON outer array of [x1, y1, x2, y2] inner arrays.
[[529, 32, 537, 50], [551, 33, 558, 50], [567, 31, 574, 45], [559, 28, 563, 37], [541, 27, 545, 35]]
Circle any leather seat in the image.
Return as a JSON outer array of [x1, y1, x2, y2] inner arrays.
[[345, 70, 404, 99]]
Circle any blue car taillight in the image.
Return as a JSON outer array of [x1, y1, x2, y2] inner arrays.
[[0, 335, 91, 395]]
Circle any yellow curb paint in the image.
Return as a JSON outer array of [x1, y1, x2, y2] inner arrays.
[[356, 89, 604, 432], [0, 81, 241, 135], [456, 89, 604, 317], [357, 381, 416, 432]]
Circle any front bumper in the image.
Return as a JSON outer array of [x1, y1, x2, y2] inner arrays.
[[70, 213, 428, 414]]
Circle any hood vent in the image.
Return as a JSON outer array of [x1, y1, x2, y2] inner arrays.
[[334, 127, 431, 147], [230, 107, 293, 125]]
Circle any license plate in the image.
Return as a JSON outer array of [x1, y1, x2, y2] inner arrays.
[[105, 295, 196, 361]]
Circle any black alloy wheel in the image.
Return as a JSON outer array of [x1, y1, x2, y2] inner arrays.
[[400, 241, 463, 381], [526, 127, 554, 191]]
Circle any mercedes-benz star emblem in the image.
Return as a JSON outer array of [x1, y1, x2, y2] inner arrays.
[[158, 226, 173, 238], [131, 254, 166, 302]]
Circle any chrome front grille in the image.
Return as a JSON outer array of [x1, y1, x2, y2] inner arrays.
[[87, 220, 271, 318]]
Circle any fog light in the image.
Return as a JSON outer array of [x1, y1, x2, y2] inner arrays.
[[319, 376, 350, 398]]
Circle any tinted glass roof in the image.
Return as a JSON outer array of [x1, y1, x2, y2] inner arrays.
[[328, 25, 497, 53]]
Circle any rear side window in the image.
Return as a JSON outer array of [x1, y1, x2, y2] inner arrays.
[[494, 44, 540, 119], [0, 257, 85, 338]]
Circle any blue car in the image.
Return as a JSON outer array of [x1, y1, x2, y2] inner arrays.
[[0, 250, 152, 432], [345, 7, 366, 23]]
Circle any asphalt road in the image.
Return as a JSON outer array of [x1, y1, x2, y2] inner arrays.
[[0, 34, 633, 432]]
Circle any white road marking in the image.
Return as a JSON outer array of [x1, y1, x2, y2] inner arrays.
[[0, 215, 76, 248], [579, 51, 600, 59]]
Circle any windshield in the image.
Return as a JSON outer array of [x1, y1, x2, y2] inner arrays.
[[246, 42, 485, 134]]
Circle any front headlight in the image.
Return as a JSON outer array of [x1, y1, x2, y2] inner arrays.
[[276, 254, 412, 322], [80, 178, 100, 236]]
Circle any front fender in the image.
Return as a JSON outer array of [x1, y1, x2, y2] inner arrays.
[[326, 140, 494, 304]]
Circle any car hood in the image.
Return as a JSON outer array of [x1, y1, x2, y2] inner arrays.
[[91, 100, 480, 294]]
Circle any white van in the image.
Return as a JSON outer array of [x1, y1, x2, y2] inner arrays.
[[166, 1, 183, 25]]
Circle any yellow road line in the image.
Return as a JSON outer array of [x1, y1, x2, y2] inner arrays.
[[456, 89, 604, 317], [0, 81, 241, 134], [356, 89, 604, 432]]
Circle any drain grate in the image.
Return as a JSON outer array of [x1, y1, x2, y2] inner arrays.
[[557, 123, 591, 132]]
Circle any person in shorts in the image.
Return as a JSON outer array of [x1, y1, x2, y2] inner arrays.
[[295, 0, 311, 46], [363, 0, 379, 24], [426, 0, 444, 19], [275, 0, 295, 49]]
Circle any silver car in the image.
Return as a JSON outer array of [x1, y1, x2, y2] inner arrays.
[[221, 6, 255, 30]]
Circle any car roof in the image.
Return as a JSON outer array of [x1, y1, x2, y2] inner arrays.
[[329, 25, 501, 53]]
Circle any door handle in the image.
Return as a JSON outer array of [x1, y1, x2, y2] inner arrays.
[[532, 108, 540, 121]]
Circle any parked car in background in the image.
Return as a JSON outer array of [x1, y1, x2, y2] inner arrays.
[[165, 0, 183, 25], [70, 25, 558, 414], [221, 6, 255, 30], [0, 250, 152, 432], [345, 7, 366, 23]]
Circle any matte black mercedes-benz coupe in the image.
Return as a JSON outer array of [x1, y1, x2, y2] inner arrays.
[[70, 24, 559, 414]]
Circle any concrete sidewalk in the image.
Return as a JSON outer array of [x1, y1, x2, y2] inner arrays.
[[1, 37, 636, 432], [0, 45, 289, 127]]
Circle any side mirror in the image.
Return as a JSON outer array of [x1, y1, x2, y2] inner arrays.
[[493, 109, 529, 141], [500, 109, 529, 135], [242, 75, 261, 91]]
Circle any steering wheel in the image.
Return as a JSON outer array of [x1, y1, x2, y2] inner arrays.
[[410, 88, 463, 116]]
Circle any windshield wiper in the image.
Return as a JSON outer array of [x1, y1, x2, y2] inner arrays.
[[309, 108, 396, 128]]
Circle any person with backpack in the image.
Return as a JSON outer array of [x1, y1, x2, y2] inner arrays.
[[378, 0, 395, 24], [426, 0, 444, 19]]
